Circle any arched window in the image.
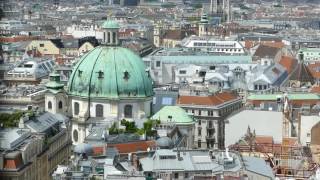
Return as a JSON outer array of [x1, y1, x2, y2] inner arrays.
[[74, 102, 80, 115], [124, 104, 133, 118], [58, 101, 63, 109], [107, 32, 111, 43], [112, 32, 116, 43], [96, 104, 103, 117], [73, 130, 78, 142], [48, 101, 52, 109]]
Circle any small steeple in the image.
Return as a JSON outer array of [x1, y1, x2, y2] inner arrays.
[[101, 19, 120, 46]]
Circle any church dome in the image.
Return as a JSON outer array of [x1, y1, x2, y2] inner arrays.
[[102, 19, 120, 29], [156, 137, 174, 149], [67, 46, 153, 99]]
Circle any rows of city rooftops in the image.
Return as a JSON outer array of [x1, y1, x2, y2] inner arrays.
[[149, 48, 251, 56]]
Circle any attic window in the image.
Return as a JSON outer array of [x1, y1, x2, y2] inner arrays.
[[78, 70, 83, 77], [97, 70, 104, 79], [123, 71, 130, 80]]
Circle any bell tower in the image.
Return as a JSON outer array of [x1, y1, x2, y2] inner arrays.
[[45, 72, 67, 114], [199, 14, 209, 37]]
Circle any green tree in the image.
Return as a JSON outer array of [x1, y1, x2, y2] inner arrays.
[[109, 122, 119, 135], [0, 111, 24, 128], [143, 119, 160, 137], [121, 119, 138, 133]]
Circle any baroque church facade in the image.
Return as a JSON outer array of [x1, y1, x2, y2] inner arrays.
[[45, 20, 154, 144]]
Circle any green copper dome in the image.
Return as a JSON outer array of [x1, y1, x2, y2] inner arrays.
[[102, 20, 120, 29], [67, 46, 153, 99]]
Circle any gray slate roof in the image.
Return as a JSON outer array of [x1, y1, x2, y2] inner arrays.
[[243, 156, 275, 179], [25, 112, 67, 133]]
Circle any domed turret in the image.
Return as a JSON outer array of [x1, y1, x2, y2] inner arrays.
[[101, 19, 120, 46], [156, 137, 174, 149], [67, 46, 153, 99], [46, 72, 64, 92]]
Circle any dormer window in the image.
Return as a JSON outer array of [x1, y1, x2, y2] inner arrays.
[[97, 70, 104, 79], [78, 70, 83, 77], [123, 71, 130, 80]]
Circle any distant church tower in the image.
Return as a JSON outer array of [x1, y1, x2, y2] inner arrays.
[[199, 14, 209, 37], [153, 24, 162, 47], [209, 0, 231, 22], [45, 72, 67, 114]]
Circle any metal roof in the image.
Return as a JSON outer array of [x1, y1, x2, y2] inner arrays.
[[0, 128, 31, 150], [68, 46, 153, 99], [151, 106, 195, 125], [25, 112, 65, 133], [243, 156, 275, 179]]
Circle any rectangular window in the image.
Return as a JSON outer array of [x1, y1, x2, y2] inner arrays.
[[184, 173, 189, 178], [209, 121, 213, 128], [39, 43, 44, 47], [179, 70, 186, 74], [198, 140, 201, 148], [156, 61, 161, 67], [162, 97, 172, 105], [198, 119, 201, 125], [174, 173, 179, 179], [198, 110, 201, 116], [192, 109, 194, 114], [198, 128, 201, 136]]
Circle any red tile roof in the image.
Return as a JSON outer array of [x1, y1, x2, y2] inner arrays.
[[4, 152, 23, 169], [310, 86, 320, 93], [177, 92, 238, 106], [262, 42, 285, 49], [0, 35, 43, 43], [279, 56, 298, 74], [107, 141, 156, 154], [244, 40, 255, 49], [255, 136, 273, 144], [308, 63, 320, 79], [92, 146, 104, 156], [163, 29, 196, 40]]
